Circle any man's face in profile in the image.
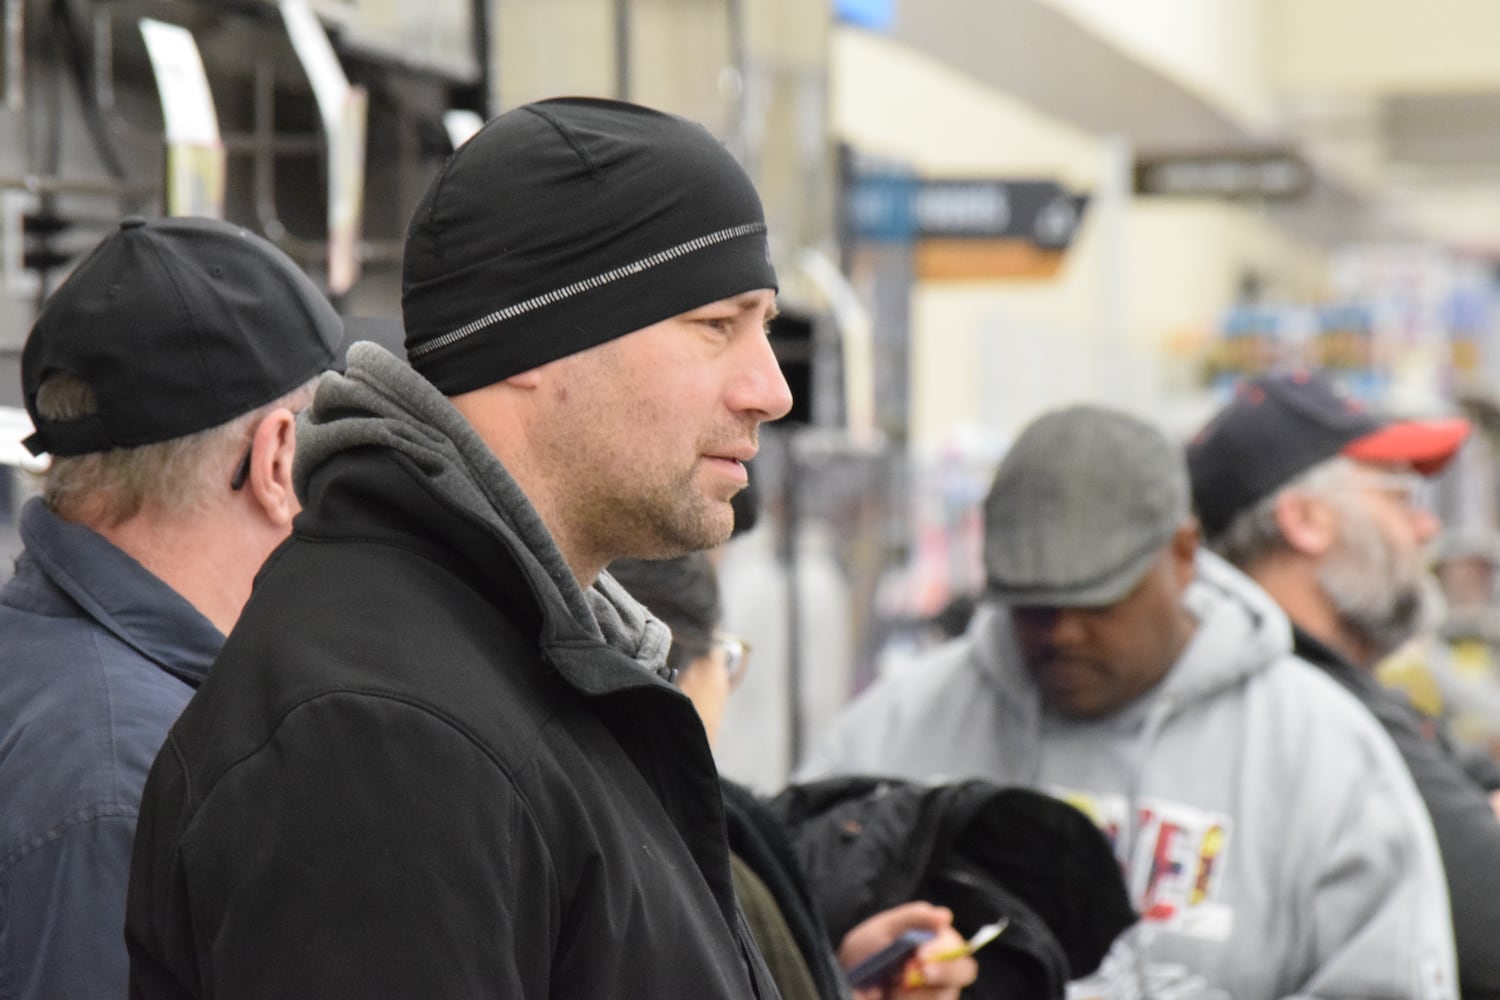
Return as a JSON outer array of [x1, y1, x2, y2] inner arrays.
[[536, 287, 793, 565], [1315, 461, 1441, 655]]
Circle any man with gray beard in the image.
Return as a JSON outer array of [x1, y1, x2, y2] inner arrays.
[[1188, 369, 1500, 1000]]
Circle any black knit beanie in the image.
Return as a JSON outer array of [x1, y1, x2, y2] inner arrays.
[[402, 97, 777, 394]]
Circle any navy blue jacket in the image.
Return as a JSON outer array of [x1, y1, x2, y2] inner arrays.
[[0, 499, 217, 1000]]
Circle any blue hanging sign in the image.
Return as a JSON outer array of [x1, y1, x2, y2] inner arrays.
[[846, 175, 1088, 247], [834, 0, 896, 31]]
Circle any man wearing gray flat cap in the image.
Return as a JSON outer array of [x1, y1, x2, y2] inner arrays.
[[802, 404, 1457, 1000]]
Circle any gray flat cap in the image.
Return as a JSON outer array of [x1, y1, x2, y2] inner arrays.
[[984, 404, 1190, 607]]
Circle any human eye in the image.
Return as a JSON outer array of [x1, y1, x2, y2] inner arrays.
[[688, 313, 740, 339], [1397, 478, 1432, 511]]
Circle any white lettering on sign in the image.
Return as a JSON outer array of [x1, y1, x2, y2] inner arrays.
[[1145, 159, 1308, 198], [914, 185, 1010, 234]]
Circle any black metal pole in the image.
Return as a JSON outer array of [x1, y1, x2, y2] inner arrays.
[[470, 0, 493, 118]]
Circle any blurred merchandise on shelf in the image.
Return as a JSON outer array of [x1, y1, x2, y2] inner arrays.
[[1202, 245, 1500, 423], [1204, 304, 1302, 390]]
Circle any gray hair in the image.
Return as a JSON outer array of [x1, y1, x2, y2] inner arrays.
[[1206, 457, 1355, 570], [37, 371, 317, 527]]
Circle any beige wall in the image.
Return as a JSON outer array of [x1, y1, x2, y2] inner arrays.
[[493, 0, 616, 109], [1269, 0, 1500, 93], [628, 0, 736, 134], [492, 0, 738, 128]]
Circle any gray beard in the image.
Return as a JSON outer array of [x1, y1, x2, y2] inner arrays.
[[1318, 498, 1443, 659]]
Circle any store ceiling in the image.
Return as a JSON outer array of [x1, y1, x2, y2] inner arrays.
[[885, 0, 1246, 154], [1286, 94, 1500, 255], [1386, 92, 1500, 170], [883, 0, 1500, 255]]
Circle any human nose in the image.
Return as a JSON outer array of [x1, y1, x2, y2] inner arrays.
[[1410, 507, 1441, 544], [731, 332, 793, 422], [1015, 607, 1088, 645], [1047, 608, 1091, 645]]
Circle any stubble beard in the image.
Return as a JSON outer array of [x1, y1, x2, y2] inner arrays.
[[628, 421, 758, 557], [578, 452, 740, 564], [636, 469, 738, 556]]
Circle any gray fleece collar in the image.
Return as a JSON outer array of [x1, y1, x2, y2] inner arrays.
[[293, 341, 671, 675]]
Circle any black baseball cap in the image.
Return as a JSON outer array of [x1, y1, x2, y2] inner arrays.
[[22, 216, 349, 457], [1187, 370, 1470, 538]]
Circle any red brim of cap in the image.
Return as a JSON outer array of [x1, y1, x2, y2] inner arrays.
[[1342, 418, 1472, 476]]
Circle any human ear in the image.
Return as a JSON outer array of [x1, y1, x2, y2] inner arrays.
[[502, 367, 544, 389], [1272, 489, 1336, 556], [244, 408, 300, 527], [1171, 519, 1200, 589]]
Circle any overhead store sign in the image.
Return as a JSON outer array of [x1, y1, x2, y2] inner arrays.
[[848, 176, 1086, 244], [1134, 151, 1312, 201], [846, 173, 1089, 280]]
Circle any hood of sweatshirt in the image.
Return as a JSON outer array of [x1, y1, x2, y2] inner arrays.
[[292, 342, 672, 686]]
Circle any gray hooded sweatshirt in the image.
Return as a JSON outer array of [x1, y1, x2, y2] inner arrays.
[[800, 551, 1455, 1000]]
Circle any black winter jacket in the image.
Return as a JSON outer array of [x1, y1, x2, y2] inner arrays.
[[126, 345, 779, 999], [723, 781, 851, 1000], [1296, 628, 1500, 1000], [764, 777, 1137, 1000]]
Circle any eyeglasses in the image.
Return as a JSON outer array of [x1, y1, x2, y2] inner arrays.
[[712, 631, 752, 689], [1349, 469, 1431, 511]]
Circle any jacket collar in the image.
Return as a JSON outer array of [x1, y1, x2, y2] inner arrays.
[[1291, 625, 1378, 691], [15, 498, 221, 687], [294, 344, 673, 695]]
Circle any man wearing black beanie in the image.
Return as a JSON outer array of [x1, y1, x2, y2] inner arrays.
[[123, 99, 914, 1000]]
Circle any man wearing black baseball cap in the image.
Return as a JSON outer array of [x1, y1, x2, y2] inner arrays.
[[0, 215, 346, 1000], [1189, 369, 1500, 999], [121, 98, 915, 1000]]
